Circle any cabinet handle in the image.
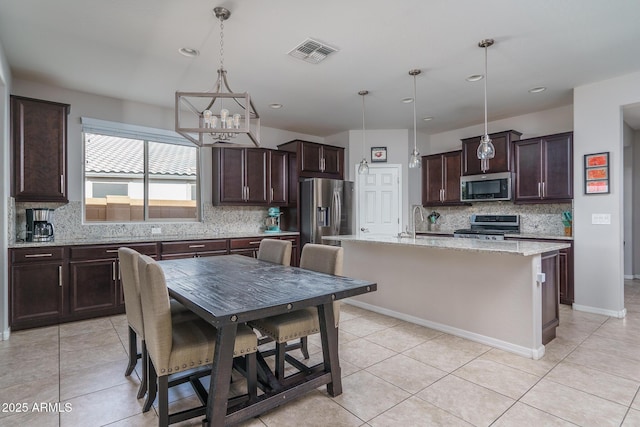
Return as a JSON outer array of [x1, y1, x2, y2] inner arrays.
[[538, 182, 541, 197], [246, 186, 250, 200], [60, 175, 64, 193], [188, 244, 205, 248], [105, 249, 119, 253], [58, 265, 63, 287], [24, 253, 53, 258], [112, 261, 116, 281], [270, 188, 274, 201], [542, 182, 546, 197], [249, 241, 261, 245]]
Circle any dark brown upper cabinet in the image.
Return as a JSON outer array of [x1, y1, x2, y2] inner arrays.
[[277, 140, 344, 180], [421, 150, 466, 206], [461, 130, 522, 176], [513, 132, 573, 203], [212, 147, 269, 205], [11, 95, 70, 202]]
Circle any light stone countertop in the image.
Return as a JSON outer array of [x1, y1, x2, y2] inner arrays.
[[416, 229, 573, 241], [323, 234, 571, 256], [9, 231, 299, 248]]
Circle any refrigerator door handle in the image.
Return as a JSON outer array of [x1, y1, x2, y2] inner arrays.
[[332, 190, 341, 236]]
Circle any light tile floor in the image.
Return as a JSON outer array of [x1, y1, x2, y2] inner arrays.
[[2, 280, 640, 426]]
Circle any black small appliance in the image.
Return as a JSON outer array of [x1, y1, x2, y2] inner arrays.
[[26, 208, 55, 242]]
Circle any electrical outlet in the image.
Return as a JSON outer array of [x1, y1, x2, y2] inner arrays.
[[151, 227, 162, 234], [591, 213, 611, 225]]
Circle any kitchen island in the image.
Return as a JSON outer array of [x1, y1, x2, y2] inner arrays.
[[323, 234, 571, 359]]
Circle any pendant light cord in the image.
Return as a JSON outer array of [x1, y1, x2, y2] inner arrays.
[[483, 43, 488, 137], [413, 74, 417, 152], [362, 93, 366, 158]]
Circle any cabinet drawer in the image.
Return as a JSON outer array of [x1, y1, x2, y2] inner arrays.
[[229, 237, 265, 249], [161, 240, 228, 254], [70, 243, 157, 260], [278, 236, 299, 246], [11, 247, 65, 263]]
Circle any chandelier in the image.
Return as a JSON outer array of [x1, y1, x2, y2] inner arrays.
[[175, 7, 260, 147], [357, 90, 370, 175], [477, 38, 495, 171], [408, 69, 422, 169]]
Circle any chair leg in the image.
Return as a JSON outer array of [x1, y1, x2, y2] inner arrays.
[[300, 336, 310, 360], [143, 357, 157, 413], [125, 326, 137, 376], [136, 340, 148, 399], [275, 342, 286, 382], [158, 375, 169, 427]]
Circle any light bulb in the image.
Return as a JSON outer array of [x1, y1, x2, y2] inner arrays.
[[220, 108, 229, 124], [210, 116, 218, 129], [358, 159, 369, 175], [226, 117, 233, 129], [203, 110, 213, 127], [232, 113, 241, 129]]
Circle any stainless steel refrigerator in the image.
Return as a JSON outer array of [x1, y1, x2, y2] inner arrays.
[[300, 178, 354, 246]]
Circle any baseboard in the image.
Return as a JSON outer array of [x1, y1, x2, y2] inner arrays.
[[636, 274, 640, 280], [624, 275, 635, 280], [343, 299, 546, 360], [572, 304, 627, 319]]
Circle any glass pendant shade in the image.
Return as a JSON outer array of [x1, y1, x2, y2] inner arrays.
[[477, 39, 495, 163], [358, 158, 369, 174], [477, 134, 495, 160], [409, 148, 422, 168]]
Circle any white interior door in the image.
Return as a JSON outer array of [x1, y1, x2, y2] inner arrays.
[[357, 164, 401, 235]]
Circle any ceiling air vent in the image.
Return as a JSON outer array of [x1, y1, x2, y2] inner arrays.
[[288, 38, 338, 64]]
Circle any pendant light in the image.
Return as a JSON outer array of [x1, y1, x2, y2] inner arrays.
[[408, 69, 422, 169], [357, 90, 370, 175], [477, 39, 495, 172]]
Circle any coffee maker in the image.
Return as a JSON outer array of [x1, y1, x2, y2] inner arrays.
[[265, 207, 282, 233], [26, 208, 55, 242]]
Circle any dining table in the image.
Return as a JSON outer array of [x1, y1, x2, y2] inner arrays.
[[158, 254, 377, 427]]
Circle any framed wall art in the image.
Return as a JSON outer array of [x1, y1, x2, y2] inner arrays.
[[584, 152, 610, 194], [371, 147, 387, 163]]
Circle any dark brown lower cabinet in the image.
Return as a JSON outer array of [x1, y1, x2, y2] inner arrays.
[[9, 247, 66, 330], [159, 240, 228, 260], [541, 251, 560, 345]]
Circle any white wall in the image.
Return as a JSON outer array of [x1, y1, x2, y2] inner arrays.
[[0, 39, 12, 339], [11, 78, 324, 204], [635, 130, 640, 277], [573, 70, 640, 317]]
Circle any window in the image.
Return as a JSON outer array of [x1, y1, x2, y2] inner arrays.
[[82, 118, 199, 222]]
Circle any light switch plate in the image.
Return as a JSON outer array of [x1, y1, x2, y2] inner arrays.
[[151, 227, 162, 234], [592, 213, 611, 225]]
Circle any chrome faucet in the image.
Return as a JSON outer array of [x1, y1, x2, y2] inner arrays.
[[412, 205, 425, 239]]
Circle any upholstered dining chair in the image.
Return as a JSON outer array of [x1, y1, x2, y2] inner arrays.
[[257, 238, 292, 266], [249, 243, 343, 381], [119, 247, 197, 405], [137, 254, 259, 426]]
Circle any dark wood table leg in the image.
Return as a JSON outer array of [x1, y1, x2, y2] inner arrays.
[[203, 323, 237, 427], [317, 302, 342, 397]]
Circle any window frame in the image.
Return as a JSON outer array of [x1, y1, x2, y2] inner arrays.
[[81, 117, 201, 223]]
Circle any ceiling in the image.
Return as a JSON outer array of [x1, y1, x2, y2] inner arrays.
[[2, 0, 640, 137]]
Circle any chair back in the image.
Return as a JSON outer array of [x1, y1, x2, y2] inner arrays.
[[299, 244, 343, 275], [118, 247, 144, 337], [138, 254, 173, 371], [257, 238, 292, 266], [300, 244, 343, 327]]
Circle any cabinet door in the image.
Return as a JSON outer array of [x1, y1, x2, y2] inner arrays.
[[514, 139, 543, 201], [299, 142, 323, 173], [543, 133, 573, 200], [442, 151, 462, 204], [245, 149, 269, 204], [421, 155, 444, 205], [216, 148, 245, 203], [540, 251, 560, 345], [269, 150, 289, 205], [322, 146, 343, 177], [69, 259, 118, 316], [288, 153, 298, 207], [462, 131, 519, 175], [11, 96, 69, 202], [10, 261, 64, 329], [558, 246, 574, 304]]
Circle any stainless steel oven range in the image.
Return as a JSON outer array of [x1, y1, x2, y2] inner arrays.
[[453, 214, 520, 241]]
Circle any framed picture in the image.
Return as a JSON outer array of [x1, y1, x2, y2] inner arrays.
[[371, 147, 387, 163], [584, 152, 610, 194]]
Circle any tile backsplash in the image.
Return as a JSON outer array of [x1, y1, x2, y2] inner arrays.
[[413, 201, 572, 235], [9, 198, 268, 243]]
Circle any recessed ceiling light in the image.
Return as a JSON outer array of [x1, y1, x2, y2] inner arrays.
[[422, 116, 434, 122], [466, 74, 484, 82], [178, 47, 199, 57], [401, 97, 414, 104], [528, 86, 547, 93], [269, 103, 283, 109]]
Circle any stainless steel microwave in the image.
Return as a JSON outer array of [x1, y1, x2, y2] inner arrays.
[[460, 172, 512, 202]]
